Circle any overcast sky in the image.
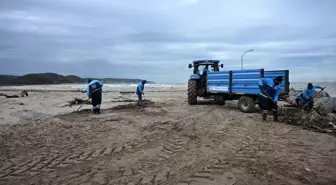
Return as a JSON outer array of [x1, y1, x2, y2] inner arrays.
[[0, 0, 335, 83]]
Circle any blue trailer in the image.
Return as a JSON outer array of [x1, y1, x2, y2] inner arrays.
[[188, 60, 289, 112]]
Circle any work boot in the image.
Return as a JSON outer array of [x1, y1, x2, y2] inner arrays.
[[272, 109, 278, 122], [262, 112, 267, 121], [273, 115, 278, 122], [96, 108, 101, 114]]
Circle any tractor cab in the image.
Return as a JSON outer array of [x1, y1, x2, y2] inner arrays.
[[189, 60, 223, 75], [188, 60, 223, 100]]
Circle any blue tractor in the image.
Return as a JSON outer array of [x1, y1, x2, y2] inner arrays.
[[188, 59, 224, 105], [188, 59, 290, 113]]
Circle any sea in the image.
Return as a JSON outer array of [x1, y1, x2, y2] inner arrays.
[[0, 82, 335, 97]]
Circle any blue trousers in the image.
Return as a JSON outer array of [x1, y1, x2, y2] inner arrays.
[[137, 94, 142, 106], [258, 95, 277, 111], [301, 97, 313, 110], [91, 91, 102, 113], [295, 96, 314, 110]]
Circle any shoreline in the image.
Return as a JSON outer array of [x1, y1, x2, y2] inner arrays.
[[0, 88, 186, 93]]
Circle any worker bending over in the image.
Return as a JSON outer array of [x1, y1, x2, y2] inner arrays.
[[87, 79, 104, 114], [136, 80, 147, 106], [258, 76, 283, 121], [295, 83, 325, 111]]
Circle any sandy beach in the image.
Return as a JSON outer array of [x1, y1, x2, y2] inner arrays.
[[0, 88, 336, 185]]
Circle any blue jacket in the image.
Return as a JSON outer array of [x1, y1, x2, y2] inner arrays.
[[258, 78, 281, 102], [303, 85, 322, 99], [136, 80, 146, 95], [203, 68, 209, 75], [87, 80, 103, 97]]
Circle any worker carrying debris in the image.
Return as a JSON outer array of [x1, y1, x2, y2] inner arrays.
[[295, 83, 325, 111], [87, 79, 104, 114], [136, 80, 147, 106], [258, 76, 283, 121]]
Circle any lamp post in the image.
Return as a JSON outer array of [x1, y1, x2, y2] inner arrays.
[[241, 49, 254, 70]]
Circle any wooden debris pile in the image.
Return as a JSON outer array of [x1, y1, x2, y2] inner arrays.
[[285, 88, 336, 115], [280, 106, 336, 135]]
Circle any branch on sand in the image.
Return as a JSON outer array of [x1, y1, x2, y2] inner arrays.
[[119, 91, 135, 95], [64, 98, 91, 107], [0, 90, 28, 98]]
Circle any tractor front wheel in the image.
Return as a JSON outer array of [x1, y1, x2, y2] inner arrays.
[[188, 79, 197, 105]]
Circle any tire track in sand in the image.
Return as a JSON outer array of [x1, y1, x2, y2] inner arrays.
[[0, 131, 169, 180], [176, 157, 235, 185], [0, 104, 216, 184]]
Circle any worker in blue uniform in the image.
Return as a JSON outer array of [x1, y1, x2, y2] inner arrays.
[[201, 67, 209, 95], [87, 79, 104, 114], [202, 66, 209, 75], [295, 83, 324, 111], [258, 76, 283, 121], [136, 80, 147, 106]]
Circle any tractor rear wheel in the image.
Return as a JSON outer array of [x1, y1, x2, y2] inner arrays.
[[238, 96, 255, 113], [188, 79, 197, 105]]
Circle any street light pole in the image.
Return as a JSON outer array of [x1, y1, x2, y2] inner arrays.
[[241, 49, 254, 70]]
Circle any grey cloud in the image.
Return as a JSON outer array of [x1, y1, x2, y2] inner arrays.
[[0, 0, 336, 83]]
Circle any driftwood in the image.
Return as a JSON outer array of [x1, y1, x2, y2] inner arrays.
[[64, 98, 91, 107], [279, 88, 336, 135], [0, 90, 28, 98], [119, 91, 135, 95], [0, 93, 20, 98]]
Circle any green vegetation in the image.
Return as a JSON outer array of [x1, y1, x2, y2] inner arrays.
[[0, 73, 154, 85], [0, 75, 18, 85]]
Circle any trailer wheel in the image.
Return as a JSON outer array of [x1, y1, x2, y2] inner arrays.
[[238, 96, 255, 113], [188, 79, 197, 105]]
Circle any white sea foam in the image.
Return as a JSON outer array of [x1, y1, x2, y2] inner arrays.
[[0, 83, 187, 92], [1, 82, 335, 97]]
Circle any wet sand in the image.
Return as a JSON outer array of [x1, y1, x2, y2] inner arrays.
[[0, 90, 336, 185]]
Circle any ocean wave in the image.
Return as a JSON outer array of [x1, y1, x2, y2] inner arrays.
[[0, 83, 187, 92], [1, 83, 334, 97]]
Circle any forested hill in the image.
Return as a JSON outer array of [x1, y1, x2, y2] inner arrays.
[[0, 73, 154, 85]]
